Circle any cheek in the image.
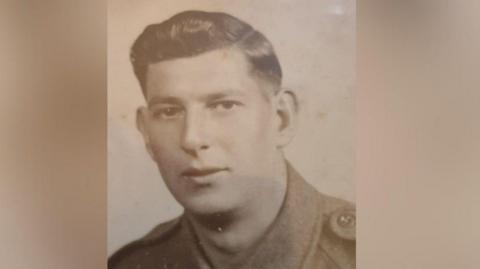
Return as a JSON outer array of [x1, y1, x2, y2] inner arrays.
[[245, 104, 275, 138], [221, 106, 277, 154], [148, 132, 186, 193], [147, 125, 183, 165]]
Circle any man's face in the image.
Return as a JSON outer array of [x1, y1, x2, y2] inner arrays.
[[138, 48, 285, 215]]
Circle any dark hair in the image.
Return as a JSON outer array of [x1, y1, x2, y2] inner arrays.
[[130, 10, 282, 96]]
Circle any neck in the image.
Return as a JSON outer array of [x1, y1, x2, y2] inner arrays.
[[187, 160, 288, 266]]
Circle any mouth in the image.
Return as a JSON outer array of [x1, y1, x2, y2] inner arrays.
[[181, 167, 229, 183]]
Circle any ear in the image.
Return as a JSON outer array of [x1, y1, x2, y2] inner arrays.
[[136, 107, 155, 159], [274, 89, 298, 148]]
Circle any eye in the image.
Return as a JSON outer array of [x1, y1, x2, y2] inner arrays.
[[152, 107, 184, 119], [209, 100, 242, 111]]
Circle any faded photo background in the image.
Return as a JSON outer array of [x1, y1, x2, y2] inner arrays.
[[108, 0, 355, 255]]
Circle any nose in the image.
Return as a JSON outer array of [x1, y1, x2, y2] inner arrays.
[[180, 111, 210, 156]]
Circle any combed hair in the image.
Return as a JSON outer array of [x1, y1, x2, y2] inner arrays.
[[130, 10, 283, 96]]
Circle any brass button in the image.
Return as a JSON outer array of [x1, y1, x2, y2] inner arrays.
[[337, 212, 355, 228], [329, 207, 356, 240]]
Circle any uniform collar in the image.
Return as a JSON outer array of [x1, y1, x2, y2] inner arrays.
[[241, 162, 323, 269]]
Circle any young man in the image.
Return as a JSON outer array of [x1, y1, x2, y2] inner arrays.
[[109, 10, 355, 269]]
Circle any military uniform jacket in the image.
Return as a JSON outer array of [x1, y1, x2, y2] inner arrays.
[[109, 164, 356, 269]]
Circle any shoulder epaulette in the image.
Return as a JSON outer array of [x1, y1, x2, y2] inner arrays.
[[328, 206, 356, 241]]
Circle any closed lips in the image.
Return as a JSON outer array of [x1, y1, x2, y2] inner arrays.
[[182, 167, 227, 177]]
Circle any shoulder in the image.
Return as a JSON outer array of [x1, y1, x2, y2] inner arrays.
[[320, 194, 356, 241], [108, 217, 184, 269], [317, 193, 356, 268]]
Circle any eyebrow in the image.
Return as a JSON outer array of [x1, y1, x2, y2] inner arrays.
[[147, 96, 182, 107], [203, 90, 247, 101], [147, 90, 247, 107]]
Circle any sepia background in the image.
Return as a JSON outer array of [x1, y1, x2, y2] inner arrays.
[[2, 0, 479, 268], [108, 0, 355, 255], [0, 1, 107, 268]]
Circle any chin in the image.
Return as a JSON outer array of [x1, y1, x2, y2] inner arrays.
[[182, 195, 238, 216]]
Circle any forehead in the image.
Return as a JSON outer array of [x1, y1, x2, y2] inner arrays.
[[144, 48, 265, 99]]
